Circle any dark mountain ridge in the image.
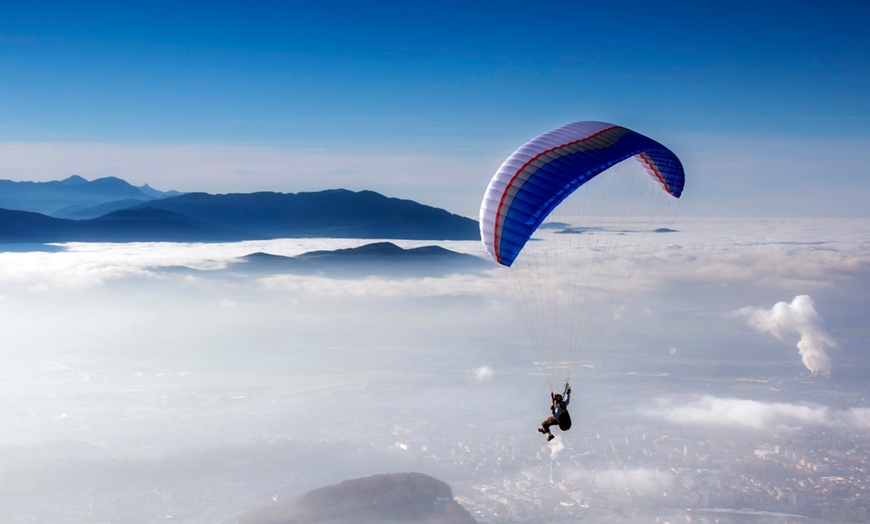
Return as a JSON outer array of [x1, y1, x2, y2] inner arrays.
[[0, 184, 479, 243], [237, 242, 489, 277], [235, 472, 477, 524], [0, 207, 230, 243], [132, 189, 478, 240]]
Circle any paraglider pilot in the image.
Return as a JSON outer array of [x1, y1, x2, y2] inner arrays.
[[538, 382, 571, 441]]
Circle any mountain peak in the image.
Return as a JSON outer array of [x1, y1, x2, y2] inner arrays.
[[0, 175, 182, 218], [59, 175, 88, 185]]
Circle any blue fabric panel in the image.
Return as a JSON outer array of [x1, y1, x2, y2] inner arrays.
[[496, 130, 684, 266]]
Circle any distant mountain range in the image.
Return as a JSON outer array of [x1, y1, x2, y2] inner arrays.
[[0, 175, 182, 218], [0, 176, 479, 243]]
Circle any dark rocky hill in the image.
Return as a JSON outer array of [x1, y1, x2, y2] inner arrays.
[[233, 472, 477, 524], [237, 242, 489, 278]]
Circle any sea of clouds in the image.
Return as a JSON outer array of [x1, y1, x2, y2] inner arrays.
[[0, 216, 868, 521]]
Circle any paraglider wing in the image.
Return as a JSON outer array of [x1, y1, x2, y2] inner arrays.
[[479, 121, 685, 267]]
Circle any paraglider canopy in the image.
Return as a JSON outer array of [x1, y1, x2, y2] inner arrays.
[[480, 121, 684, 267], [478, 121, 685, 391]]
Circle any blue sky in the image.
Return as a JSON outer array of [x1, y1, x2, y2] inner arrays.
[[1, 1, 869, 217]]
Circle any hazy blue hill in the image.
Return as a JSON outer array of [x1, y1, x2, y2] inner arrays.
[[134, 189, 479, 240], [137, 183, 180, 200], [235, 472, 477, 524], [0, 175, 180, 217], [54, 198, 148, 219], [0, 207, 237, 243], [238, 242, 490, 277], [0, 208, 77, 243], [0, 180, 479, 243], [81, 207, 242, 242]]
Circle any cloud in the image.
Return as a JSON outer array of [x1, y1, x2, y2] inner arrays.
[[0, 239, 495, 294], [645, 395, 870, 431], [630, 218, 870, 295], [474, 366, 494, 382], [565, 467, 674, 496], [845, 408, 870, 427], [0, 250, 156, 291], [548, 435, 565, 459], [218, 298, 237, 308], [613, 305, 627, 320], [737, 295, 836, 376], [257, 272, 499, 300], [0, 241, 248, 292], [501, 218, 870, 309]]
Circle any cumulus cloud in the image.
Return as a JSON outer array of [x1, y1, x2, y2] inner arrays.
[[474, 366, 494, 382], [548, 435, 565, 459], [737, 295, 836, 376], [645, 396, 870, 431]]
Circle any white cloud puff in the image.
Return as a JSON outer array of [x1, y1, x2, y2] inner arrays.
[[645, 395, 870, 431], [737, 295, 837, 376], [474, 366, 494, 382], [565, 467, 674, 497]]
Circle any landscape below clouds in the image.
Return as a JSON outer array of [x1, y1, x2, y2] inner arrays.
[[0, 217, 869, 522]]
